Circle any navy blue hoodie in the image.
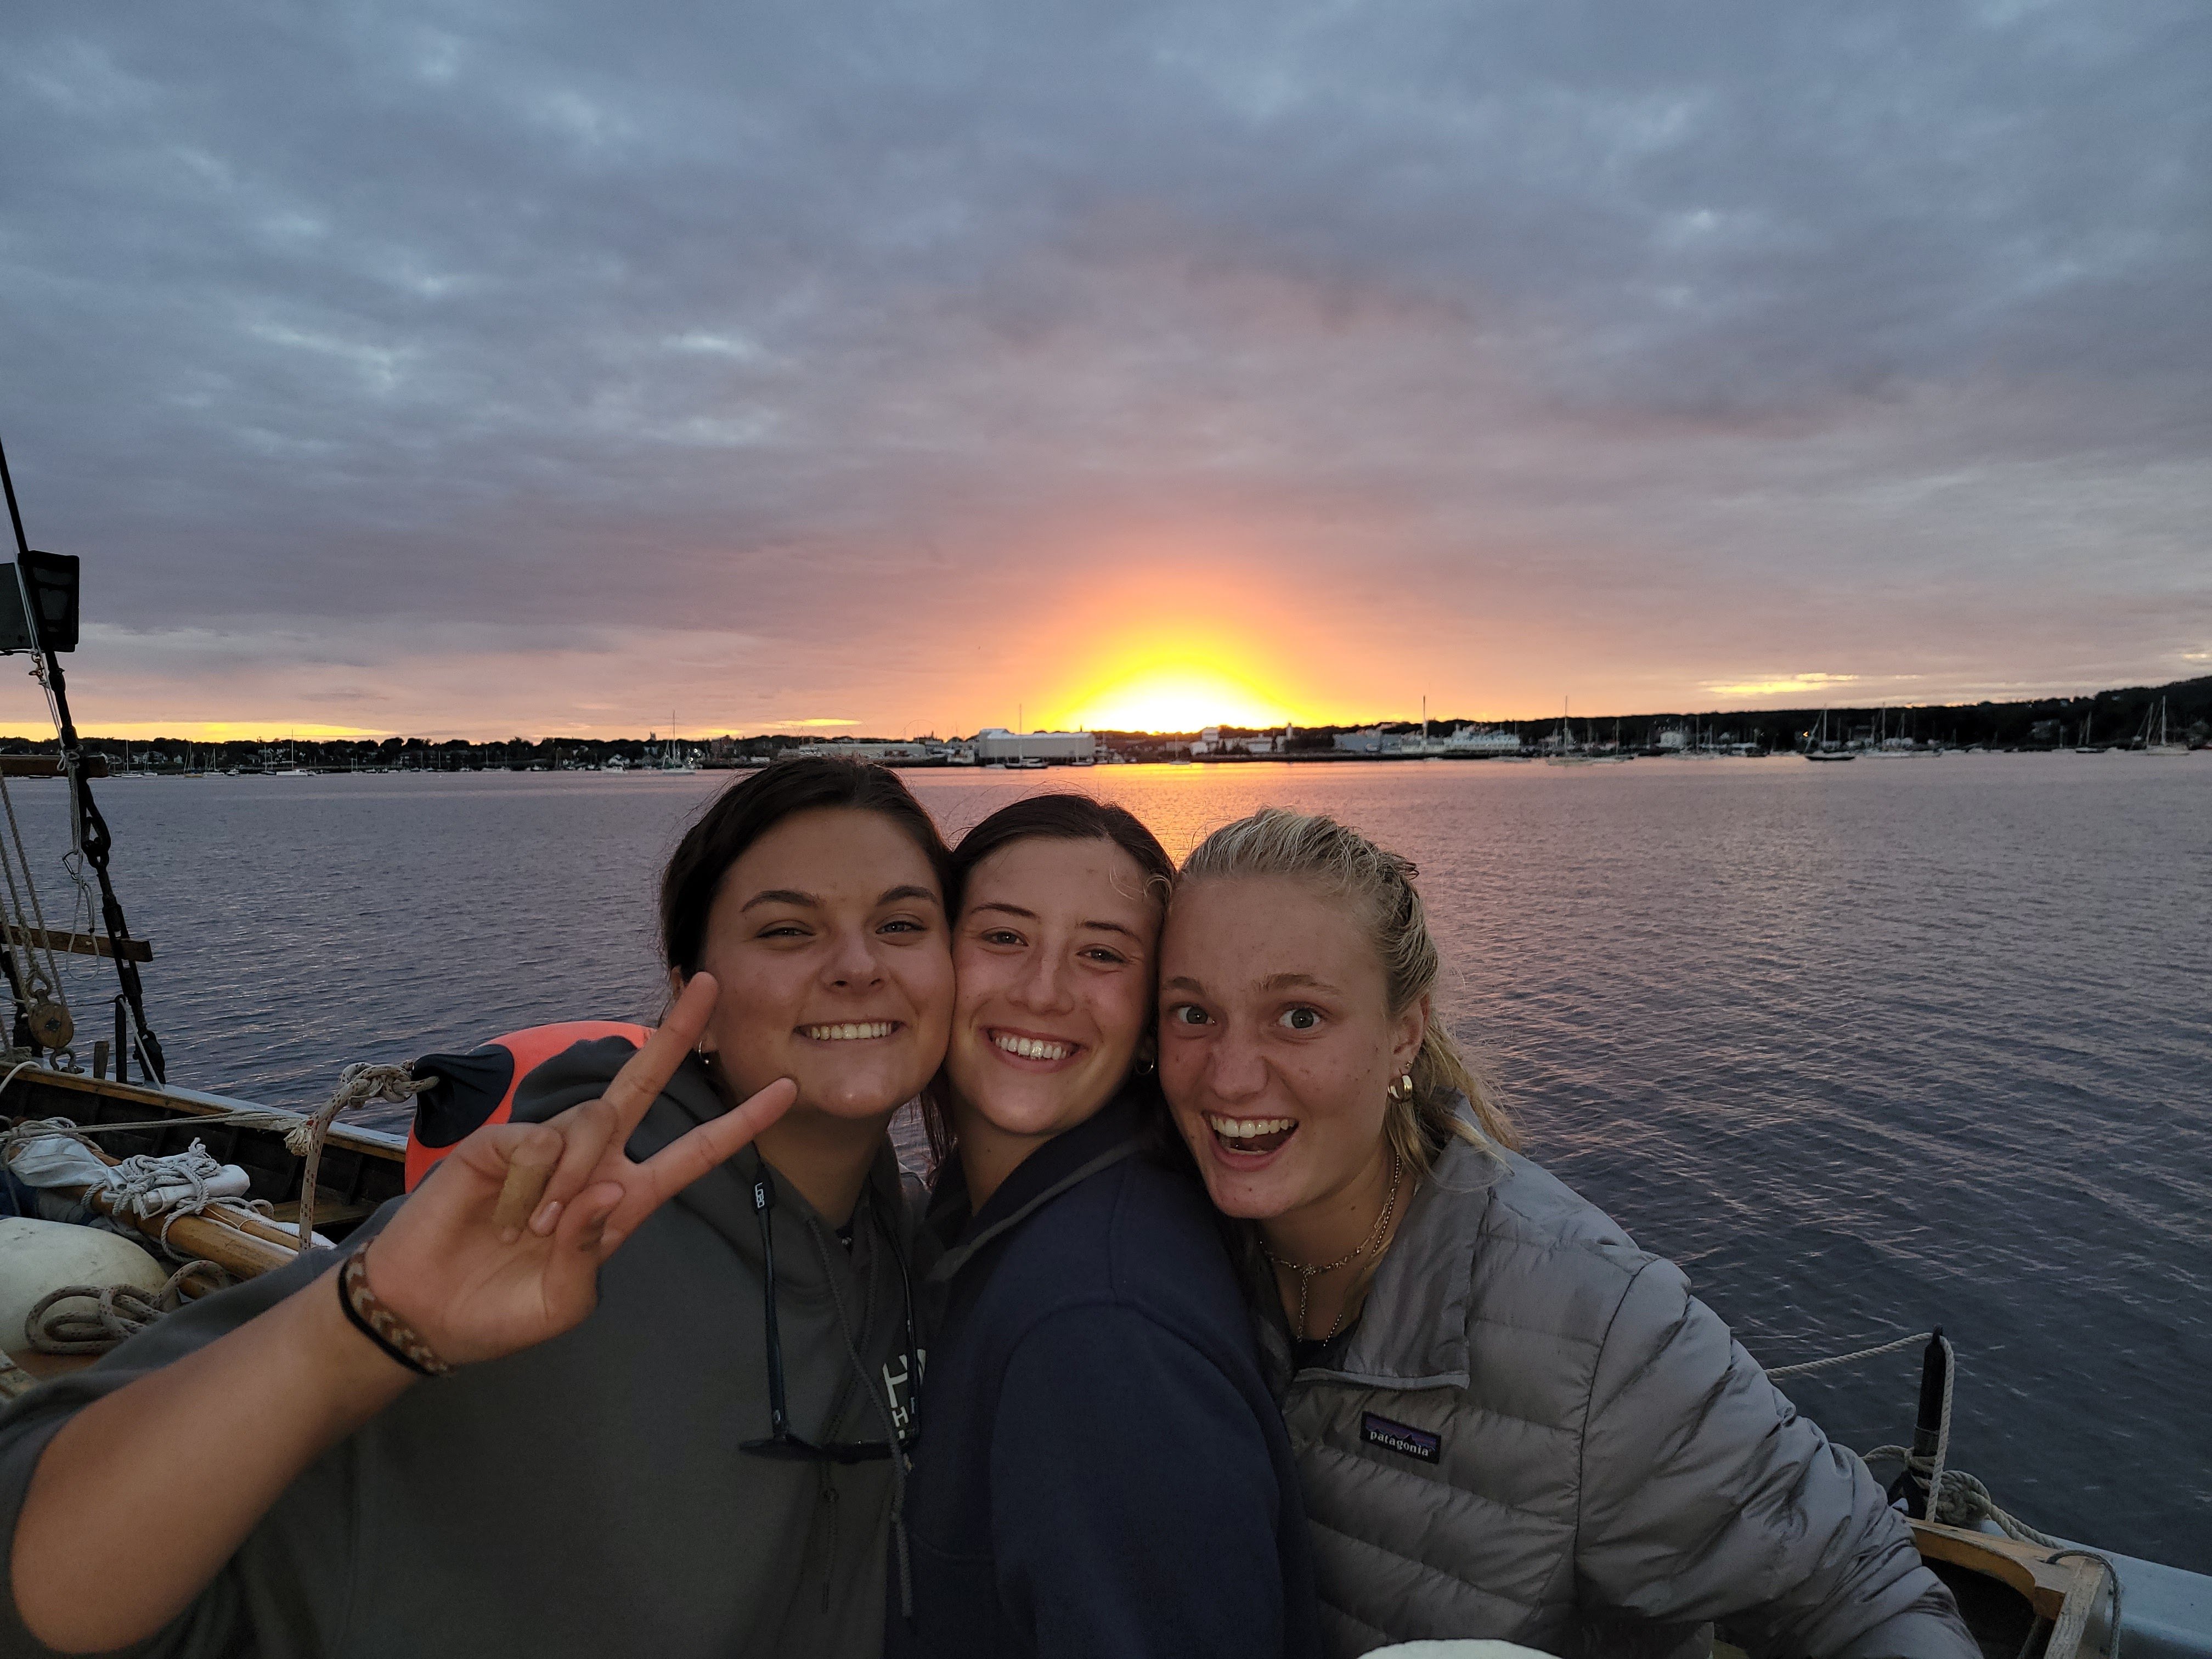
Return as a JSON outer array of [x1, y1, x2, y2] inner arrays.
[[889, 1091, 1322, 1659]]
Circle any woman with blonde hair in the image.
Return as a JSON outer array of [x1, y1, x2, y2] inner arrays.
[[1156, 806, 1975, 1659]]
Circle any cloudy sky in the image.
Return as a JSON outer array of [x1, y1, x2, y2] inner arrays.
[[2, 0, 2205, 738]]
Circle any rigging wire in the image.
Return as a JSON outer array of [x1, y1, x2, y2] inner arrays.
[[0, 430, 165, 1080]]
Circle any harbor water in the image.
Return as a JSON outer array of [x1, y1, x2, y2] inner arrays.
[[11, 755, 2209, 1568]]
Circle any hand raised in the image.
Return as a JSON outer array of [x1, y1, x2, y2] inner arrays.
[[363, 974, 795, 1365]]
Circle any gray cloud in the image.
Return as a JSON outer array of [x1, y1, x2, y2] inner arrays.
[[1, 0, 2205, 728]]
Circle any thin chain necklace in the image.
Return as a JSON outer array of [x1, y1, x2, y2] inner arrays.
[[1263, 1150, 1404, 1342]]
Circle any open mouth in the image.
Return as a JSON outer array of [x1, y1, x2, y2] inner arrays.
[[799, 1020, 901, 1042], [989, 1030, 1079, 1064], [1205, 1114, 1298, 1156]]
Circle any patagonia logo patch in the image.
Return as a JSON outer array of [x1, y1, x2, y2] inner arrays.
[[1361, 1412, 1440, 1465]]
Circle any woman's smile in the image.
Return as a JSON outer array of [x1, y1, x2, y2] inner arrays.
[[985, 1025, 1084, 1068], [1203, 1114, 1299, 1161], [798, 1019, 905, 1043]]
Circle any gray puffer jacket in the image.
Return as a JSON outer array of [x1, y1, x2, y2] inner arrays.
[[1265, 1121, 1976, 1659]]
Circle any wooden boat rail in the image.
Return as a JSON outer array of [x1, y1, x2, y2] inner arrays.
[[1909, 1518, 2117, 1659], [4, 1066, 407, 1231]]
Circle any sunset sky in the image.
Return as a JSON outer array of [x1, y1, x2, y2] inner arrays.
[[2, 2, 2206, 740]]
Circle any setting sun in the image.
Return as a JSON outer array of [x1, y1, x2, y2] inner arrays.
[[1068, 663, 1289, 732], [1050, 617, 1303, 732]]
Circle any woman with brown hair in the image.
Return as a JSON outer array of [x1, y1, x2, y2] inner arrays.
[[1156, 806, 1976, 1659], [891, 793, 1318, 1659], [3, 758, 954, 1658]]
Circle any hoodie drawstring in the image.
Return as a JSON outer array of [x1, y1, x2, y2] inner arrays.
[[804, 1207, 917, 1624]]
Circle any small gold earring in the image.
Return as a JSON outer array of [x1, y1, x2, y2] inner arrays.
[[1387, 1073, 1413, 1103]]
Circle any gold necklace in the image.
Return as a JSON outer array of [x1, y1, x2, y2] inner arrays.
[[1262, 1150, 1404, 1342]]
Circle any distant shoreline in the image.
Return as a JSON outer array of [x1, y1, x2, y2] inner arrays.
[[2, 672, 2203, 769]]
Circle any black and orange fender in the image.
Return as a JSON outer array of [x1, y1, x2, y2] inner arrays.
[[403, 1021, 653, 1192]]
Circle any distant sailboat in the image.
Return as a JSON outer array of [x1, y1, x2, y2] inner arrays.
[[1547, 697, 1629, 765], [2137, 698, 2188, 757], [1804, 708, 1854, 761]]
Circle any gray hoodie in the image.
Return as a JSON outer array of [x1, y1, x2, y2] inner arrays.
[[0, 1037, 917, 1659]]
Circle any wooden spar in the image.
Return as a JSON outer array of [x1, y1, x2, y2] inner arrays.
[[4, 924, 151, 963], [72, 1184, 300, 1278], [50, 1139, 302, 1280], [0, 755, 111, 779]]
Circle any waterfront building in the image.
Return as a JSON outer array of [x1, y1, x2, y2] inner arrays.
[[971, 728, 1096, 764], [1444, 724, 1522, 755], [1195, 726, 1282, 755], [790, 737, 949, 766]]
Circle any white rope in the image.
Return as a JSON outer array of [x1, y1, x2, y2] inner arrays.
[[286, 1062, 434, 1246], [90, 1139, 242, 1255], [1, 1107, 307, 1151], [1927, 1332, 1954, 1541], [0, 763, 70, 1026], [1765, 1330, 1931, 1379], [25, 1260, 229, 1355], [1765, 1330, 2072, 1554]]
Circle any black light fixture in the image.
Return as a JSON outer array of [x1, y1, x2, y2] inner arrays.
[[20, 549, 79, 653]]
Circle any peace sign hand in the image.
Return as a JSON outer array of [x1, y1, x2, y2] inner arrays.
[[363, 974, 795, 1367]]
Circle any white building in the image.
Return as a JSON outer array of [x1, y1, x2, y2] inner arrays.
[[791, 739, 948, 767], [1444, 724, 1522, 755], [972, 729, 1097, 764]]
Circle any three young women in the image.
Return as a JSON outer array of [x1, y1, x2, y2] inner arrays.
[[1157, 807, 1978, 1659], [892, 794, 1318, 1658], [2, 758, 954, 1657]]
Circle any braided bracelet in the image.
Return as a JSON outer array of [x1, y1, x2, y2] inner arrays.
[[337, 1240, 454, 1378]]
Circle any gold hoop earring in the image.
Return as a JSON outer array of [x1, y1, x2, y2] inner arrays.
[[1387, 1073, 1413, 1103]]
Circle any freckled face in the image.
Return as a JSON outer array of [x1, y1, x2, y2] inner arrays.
[[1158, 876, 1421, 1222], [687, 807, 955, 1120], [945, 836, 1160, 1145]]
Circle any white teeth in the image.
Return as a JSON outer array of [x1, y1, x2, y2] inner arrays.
[[993, 1032, 1073, 1062], [802, 1021, 895, 1041], [1205, 1114, 1297, 1140]]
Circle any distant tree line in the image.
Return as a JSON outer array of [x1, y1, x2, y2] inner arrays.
[[3, 673, 2203, 766]]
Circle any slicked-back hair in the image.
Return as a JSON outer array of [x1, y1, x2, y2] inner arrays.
[[1177, 806, 1519, 1171], [659, 757, 954, 976], [923, 793, 1175, 1168]]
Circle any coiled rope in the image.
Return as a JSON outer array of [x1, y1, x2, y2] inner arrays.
[[25, 1260, 228, 1355]]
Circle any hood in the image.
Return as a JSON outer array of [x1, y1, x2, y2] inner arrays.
[[511, 1035, 913, 1308], [921, 1087, 1158, 1291]]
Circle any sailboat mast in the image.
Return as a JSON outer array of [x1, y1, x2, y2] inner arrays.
[[0, 431, 166, 1081]]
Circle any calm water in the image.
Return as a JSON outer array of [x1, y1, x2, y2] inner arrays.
[[13, 756, 2210, 1568]]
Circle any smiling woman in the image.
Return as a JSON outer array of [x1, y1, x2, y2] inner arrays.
[[1160, 808, 1977, 1659], [667, 786, 955, 1218], [892, 793, 1322, 1659], [3, 757, 958, 1659]]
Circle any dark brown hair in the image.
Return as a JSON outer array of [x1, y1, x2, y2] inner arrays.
[[922, 793, 1175, 1168], [659, 757, 953, 975]]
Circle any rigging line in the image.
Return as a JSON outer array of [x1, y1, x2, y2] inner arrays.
[[0, 432, 166, 1082], [0, 764, 72, 1008]]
